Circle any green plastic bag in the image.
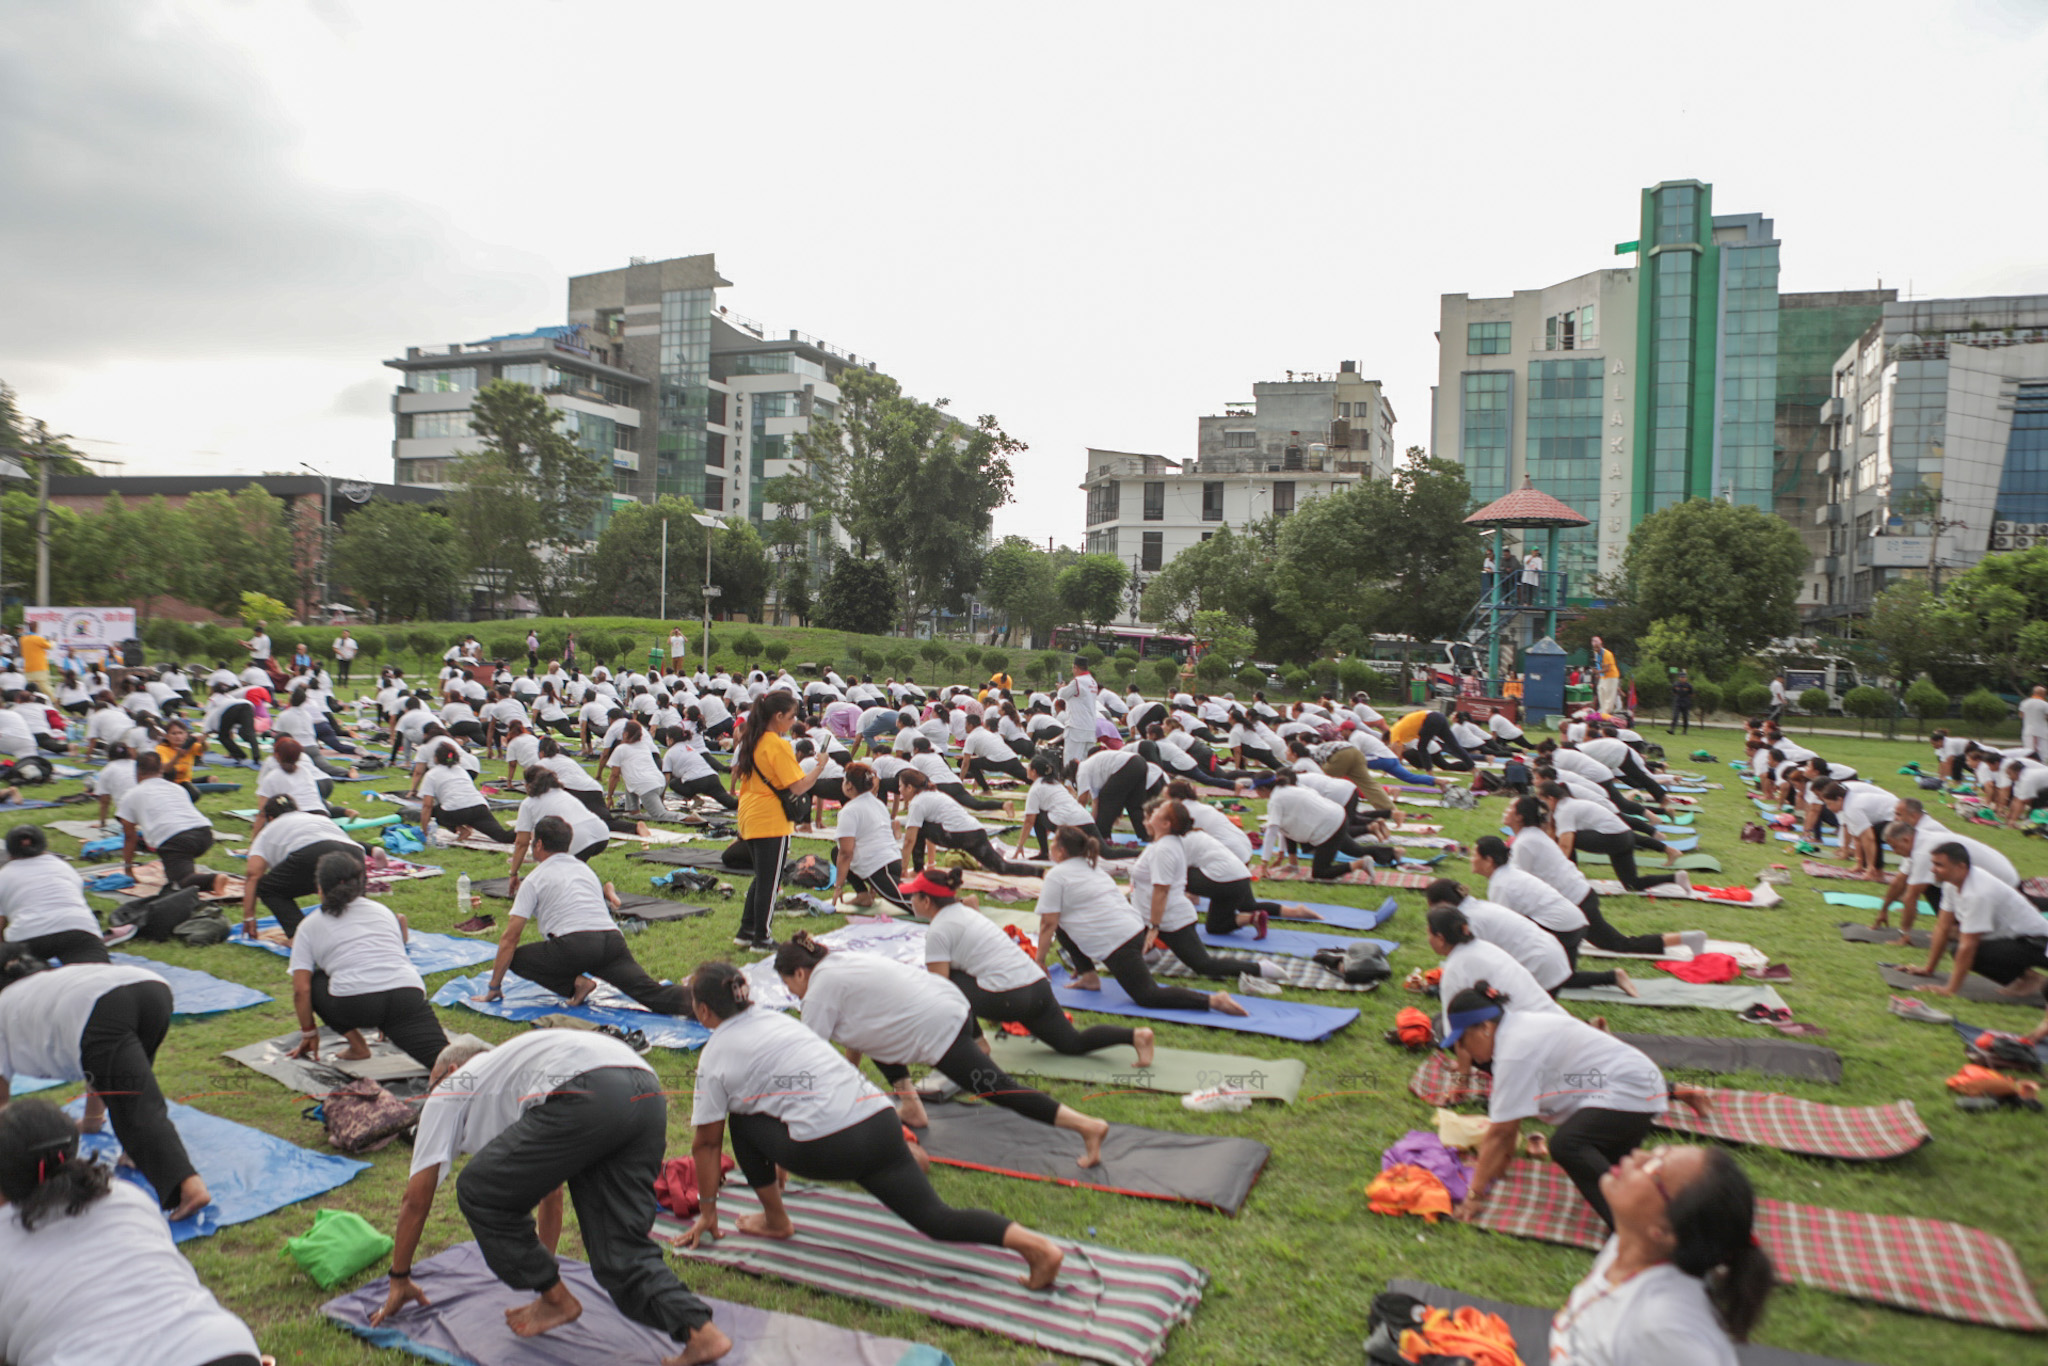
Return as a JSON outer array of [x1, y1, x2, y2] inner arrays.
[[285, 1208, 394, 1288]]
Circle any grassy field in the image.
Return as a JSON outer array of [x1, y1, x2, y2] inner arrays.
[[28, 703, 2048, 1365]]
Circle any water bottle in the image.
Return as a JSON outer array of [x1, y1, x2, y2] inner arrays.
[[456, 872, 471, 914]]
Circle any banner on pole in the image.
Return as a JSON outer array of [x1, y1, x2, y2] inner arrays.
[[24, 606, 138, 663]]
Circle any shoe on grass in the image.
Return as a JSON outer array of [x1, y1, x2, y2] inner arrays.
[[1182, 1085, 1253, 1114], [1887, 994, 1954, 1025], [452, 915, 496, 936], [1237, 971, 1282, 997]]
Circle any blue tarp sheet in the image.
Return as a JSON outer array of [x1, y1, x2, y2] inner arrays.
[[1195, 923, 1398, 960], [231, 916, 496, 974], [430, 973, 709, 1050], [110, 951, 272, 1014]]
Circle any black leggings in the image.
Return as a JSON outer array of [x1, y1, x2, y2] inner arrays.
[[259, 839, 364, 935], [738, 834, 788, 942], [728, 1107, 1011, 1246], [1544, 924, 1621, 992], [513, 929, 694, 1014], [936, 780, 1005, 812], [847, 859, 914, 913], [1187, 868, 1279, 934], [910, 823, 1035, 876], [432, 802, 514, 843], [1026, 812, 1136, 860], [152, 826, 218, 891], [1094, 758, 1160, 842], [80, 981, 194, 1209], [215, 703, 260, 761], [20, 928, 110, 964], [1612, 752, 1668, 805], [669, 772, 737, 810], [569, 786, 643, 834], [871, 1017, 1061, 1126], [308, 978, 449, 1070], [1410, 712, 1476, 770], [949, 970, 1135, 1053], [537, 715, 576, 736], [1575, 890, 1669, 955], [1572, 829, 1674, 891], [1552, 1106, 1659, 1229], [446, 719, 485, 742], [1302, 827, 1392, 881], [1153, 922, 1263, 982], [1056, 926, 1215, 1011], [963, 754, 1030, 792]]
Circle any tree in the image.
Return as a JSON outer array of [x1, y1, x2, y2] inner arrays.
[[332, 502, 461, 622], [1861, 580, 1962, 688], [981, 649, 1009, 679], [978, 537, 1063, 645], [580, 497, 769, 622], [1195, 654, 1231, 684], [1904, 674, 1950, 732], [459, 381, 611, 615], [180, 486, 296, 615], [1689, 681, 1723, 718], [1960, 687, 2007, 725], [729, 631, 763, 667], [813, 553, 898, 635], [1036, 651, 1063, 687], [1150, 657, 1180, 692], [763, 639, 791, 671], [447, 453, 540, 617], [239, 591, 290, 628], [1798, 687, 1830, 716], [1056, 555, 1129, 637], [1842, 685, 1889, 734], [1631, 616, 1713, 682], [72, 493, 190, 622], [918, 639, 949, 669], [0, 382, 93, 476], [1620, 500, 1807, 673]]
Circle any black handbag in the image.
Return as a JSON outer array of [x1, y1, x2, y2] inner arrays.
[[770, 782, 811, 822]]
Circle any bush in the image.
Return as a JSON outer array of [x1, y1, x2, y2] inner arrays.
[[1632, 672, 1671, 709], [918, 640, 948, 668], [958, 645, 982, 670], [1842, 685, 1890, 733], [1736, 683, 1772, 716], [1689, 681, 1724, 718], [408, 629, 443, 668], [1960, 687, 2009, 726], [1798, 687, 1829, 715], [1195, 654, 1231, 684], [1283, 665, 1313, 694], [1336, 658, 1387, 697], [892, 652, 918, 677], [1076, 644, 1103, 668], [731, 630, 763, 665], [981, 649, 1009, 680], [1150, 657, 1180, 693], [762, 640, 791, 670], [615, 634, 639, 665], [1237, 665, 1267, 691], [928, 651, 956, 679], [1311, 658, 1341, 691], [1904, 674, 1950, 727], [488, 636, 524, 664], [1037, 651, 1064, 686]]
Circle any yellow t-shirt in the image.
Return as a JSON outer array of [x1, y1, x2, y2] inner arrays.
[[1389, 710, 1430, 747], [735, 731, 805, 839], [1599, 649, 1620, 680], [988, 673, 1013, 691], [155, 740, 201, 784], [20, 634, 48, 673]]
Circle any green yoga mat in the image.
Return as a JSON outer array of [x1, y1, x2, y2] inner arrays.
[[339, 814, 400, 833], [1666, 812, 1695, 826], [1824, 892, 1890, 911], [983, 1035, 1306, 1104], [1579, 851, 1722, 874]]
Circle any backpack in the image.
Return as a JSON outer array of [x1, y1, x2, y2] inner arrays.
[[784, 854, 832, 889], [111, 886, 203, 942], [1500, 759, 1530, 790], [1441, 786, 1477, 810], [1337, 941, 1391, 985], [313, 1078, 419, 1154], [171, 911, 231, 946]]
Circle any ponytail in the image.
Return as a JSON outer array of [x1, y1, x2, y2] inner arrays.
[[690, 961, 752, 1020], [273, 734, 303, 773], [1668, 1148, 1775, 1341], [772, 929, 829, 977], [1051, 824, 1100, 867], [843, 761, 876, 795], [524, 764, 560, 796], [316, 850, 367, 915], [1426, 905, 1474, 945], [0, 1099, 110, 1231]]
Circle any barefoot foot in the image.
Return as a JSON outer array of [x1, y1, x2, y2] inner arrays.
[[663, 1322, 734, 1365], [564, 976, 598, 1008], [169, 1176, 213, 1222], [1072, 972, 1102, 992], [1013, 1234, 1065, 1290], [1613, 968, 1639, 998], [1132, 1027, 1156, 1068], [1077, 1117, 1109, 1169], [1210, 991, 1249, 1017], [734, 1211, 796, 1239], [896, 1094, 931, 1129], [505, 1286, 582, 1338]]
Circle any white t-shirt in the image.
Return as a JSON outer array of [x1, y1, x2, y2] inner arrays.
[[256, 759, 329, 816], [1578, 737, 1634, 771], [1836, 787, 1897, 837], [663, 741, 716, 785], [419, 762, 487, 813], [1456, 897, 1572, 995], [270, 704, 321, 748], [1440, 934, 1568, 1014], [608, 737, 664, 793], [1022, 779, 1091, 829], [1487, 864, 1588, 933], [1551, 749, 1615, 784], [831, 792, 899, 879], [515, 787, 609, 854], [963, 727, 1017, 764], [0, 1181, 260, 1366], [87, 706, 144, 750], [1180, 829, 1252, 883], [0, 963, 166, 1080], [91, 757, 138, 804], [116, 778, 212, 848], [417, 734, 480, 775], [510, 854, 618, 939], [1128, 836, 1198, 932], [1262, 782, 1346, 849], [911, 751, 958, 785], [0, 854, 98, 942], [288, 898, 423, 996], [2019, 696, 2048, 736], [1488, 712, 1525, 740], [247, 632, 271, 661], [412, 1032, 655, 1184], [248, 809, 354, 866], [539, 751, 603, 792], [1036, 856, 1144, 962], [800, 952, 969, 1064], [1057, 673, 1100, 733], [690, 1004, 889, 1141], [1508, 826, 1591, 904], [1906, 829, 2015, 889], [1553, 797, 1630, 838], [905, 788, 981, 835], [1549, 1236, 1739, 1366], [1183, 800, 1253, 861], [1944, 867, 2048, 940], [1486, 1010, 1667, 1125], [925, 903, 1043, 992], [505, 731, 542, 773]]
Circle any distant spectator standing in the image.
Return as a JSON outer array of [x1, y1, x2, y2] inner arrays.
[[1669, 671, 1694, 735]]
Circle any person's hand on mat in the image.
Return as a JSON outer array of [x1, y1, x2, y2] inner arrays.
[[289, 1029, 320, 1061], [1071, 971, 1102, 991], [1452, 1191, 1488, 1222], [1671, 1084, 1713, 1116], [474, 985, 505, 1003], [676, 1210, 719, 1248], [369, 1274, 431, 1326], [1900, 964, 1940, 978]]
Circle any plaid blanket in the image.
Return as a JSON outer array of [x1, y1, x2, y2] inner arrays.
[[1153, 949, 1376, 993], [1407, 1055, 1929, 1160], [658, 1183, 1207, 1366], [1473, 1159, 2047, 1331], [1801, 858, 1871, 881]]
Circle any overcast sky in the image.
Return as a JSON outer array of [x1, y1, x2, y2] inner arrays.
[[4, 0, 2045, 543]]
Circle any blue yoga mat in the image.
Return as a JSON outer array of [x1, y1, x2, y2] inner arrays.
[[0, 799, 60, 811], [431, 973, 710, 1050], [1046, 966, 1358, 1041], [1196, 923, 1398, 960], [63, 1098, 369, 1242], [230, 916, 496, 975], [109, 952, 272, 1014], [14, 1076, 65, 1096], [1269, 896, 1398, 932]]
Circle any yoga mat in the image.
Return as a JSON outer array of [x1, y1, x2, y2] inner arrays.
[[224, 1028, 488, 1099], [0, 798, 60, 810], [1801, 859, 1870, 881], [63, 1097, 369, 1243], [1195, 922, 1397, 961], [228, 915, 498, 974], [107, 951, 272, 1014], [1839, 922, 1933, 949], [1267, 895, 1399, 931], [981, 1035, 1306, 1103], [1470, 1158, 2048, 1331], [1951, 1020, 2048, 1068], [1557, 979, 1789, 1013], [1156, 948, 1376, 993], [11, 1076, 66, 1096], [632, 846, 734, 869], [1879, 962, 2045, 1008], [660, 1183, 1207, 1366], [915, 1101, 1271, 1214], [325, 1242, 953, 1366], [47, 819, 120, 841], [1046, 966, 1359, 1042], [1824, 892, 1891, 911], [1581, 940, 1767, 970], [1578, 851, 1723, 873], [431, 973, 710, 1050], [1386, 1281, 1877, 1366], [1621, 1033, 1843, 1085], [469, 877, 709, 921]]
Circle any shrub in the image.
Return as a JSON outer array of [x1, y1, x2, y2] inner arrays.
[[1904, 674, 1950, 727], [1736, 683, 1772, 716], [616, 634, 639, 665], [1195, 654, 1231, 684], [352, 629, 382, 662], [981, 649, 1009, 679], [731, 630, 763, 665], [1283, 665, 1313, 694], [762, 640, 791, 670], [1798, 686, 1829, 715], [1151, 657, 1180, 693], [488, 636, 523, 664], [928, 651, 956, 678], [1336, 658, 1387, 697], [958, 645, 982, 670], [918, 640, 948, 668], [1632, 672, 1671, 709], [239, 592, 290, 629], [1116, 646, 1141, 666], [1037, 651, 1063, 686], [1236, 665, 1267, 691], [1689, 681, 1724, 718], [1076, 644, 1104, 668], [892, 652, 918, 677], [1842, 685, 1889, 733], [408, 629, 443, 668], [1311, 658, 1341, 691], [1960, 687, 2009, 726]]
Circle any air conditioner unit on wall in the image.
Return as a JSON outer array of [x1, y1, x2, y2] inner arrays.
[[1995, 520, 2015, 534], [1992, 535, 2014, 550], [2009, 536, 2035, 550]]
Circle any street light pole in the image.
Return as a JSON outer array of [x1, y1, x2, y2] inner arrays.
[[691, 512, 723, 675], [659, 517, 669, 622], [299, 463, 332, 619]]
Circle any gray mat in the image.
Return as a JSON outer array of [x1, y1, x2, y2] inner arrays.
[[471, 877, 709, 920], [631, 846, 740, 869], [223, 1028, 486, 1099], [1879, 963, 2045, 1008], [1838, 922, 1934, 950], [1617, 1032, 1843, 1085], [1388, 1280, 1873, 1366], [1559, 979, 1789, 1013]]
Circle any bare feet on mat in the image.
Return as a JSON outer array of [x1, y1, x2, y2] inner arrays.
[[1071, 972, 1102, 991], [1522, 1133, 1550, 1159], [604, 882, 622, 912], [1076, 1116, 1109, 1168], [1286, 903, 1319, 919], [169, 1175, 212, 1222], [505, 1284, 582, 1337], [1210, 991, 1249, 1016], [1613, 968, 1639, 998], [735, 1210, 796, 1239], [1133, 1027, 1156, 1067], [565, 976, 598, 1008], [1672, 1084, 1713, 1115], [338, 1030, 373, 1061], [895, 1093, 931, 1129], [664, 1322, 733, 1365], [1009, 1230, 1065, 1290], [636, 822, 653, 838], [2001, 970, 2044, 997]]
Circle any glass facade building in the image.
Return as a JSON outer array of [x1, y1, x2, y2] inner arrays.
[[1525, 357, 1602, 585], [658, 287, 713, 502], [1995, 382, 2048, 523], [1459, 372, 1512, 505]]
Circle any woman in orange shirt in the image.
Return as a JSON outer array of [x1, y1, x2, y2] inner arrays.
[[152, 719, 207, 796], [731, 692, 824, 948]]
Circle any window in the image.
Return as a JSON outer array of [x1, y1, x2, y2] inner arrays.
[[399, 457, 455, 485], [409, 368, 476, 394], [1861, 394, 1881, 432], [1338, 402, 1352, 419], [707, 391, 727, 426], [499, 363, 548, 389], [1467, 322, 1511, 355], [704, 476, 725, 512], [616, 425, 639, 452], [1271, 481, 1296, 517], [1201, 481, 1225, 521], [1545, 316, 1558, 351], [1861, 343, 1882, 377], [1141, 530, 1163, 571], [1224, 430, 1256, 449], [725, 351, 828, 383], [399, 409, 475, 440], [1087, 480, 1120, 525], [1142, 481, 1164, 521], [1460, 371, 1512, 504], [703, 431, 722, 467], [1200, 531, 1214, 542]]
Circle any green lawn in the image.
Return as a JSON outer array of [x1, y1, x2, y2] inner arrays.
[[33, 713, 2047, 1365]]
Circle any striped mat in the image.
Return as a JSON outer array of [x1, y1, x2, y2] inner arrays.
[[657, 1184, 1206, 1366], [1407, 1054, 1928, 1160], [1472, 1159, 2047, 1331]]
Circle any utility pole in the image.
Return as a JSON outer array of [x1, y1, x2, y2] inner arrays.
[[659, 516, 669, 622], [34, 440, 50, 607], [299, 463, 332, 618], [691, 512, 723, 674]]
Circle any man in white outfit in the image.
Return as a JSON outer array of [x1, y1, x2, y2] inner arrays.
[[1056, 660, 1099, 767], [2021, 685, 2048, 762]]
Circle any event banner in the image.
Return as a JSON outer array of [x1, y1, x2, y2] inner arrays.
[[25, 606, 138, 660]]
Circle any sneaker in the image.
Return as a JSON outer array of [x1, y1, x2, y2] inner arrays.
[[1887, 994, 1954, 1025], [452, 915, 496, 936], [1181, 1085, 1252, 1114], [101, 923, 140, 947], [1237, 971, 1282, 997], [732, 933, 761, 948]]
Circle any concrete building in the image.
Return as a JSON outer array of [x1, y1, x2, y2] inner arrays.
[[387, 253, 874, 537], [1434, 180, 1794, 591], [1081, 362, 1395, 625], [1809, 295, 2048, 616]]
